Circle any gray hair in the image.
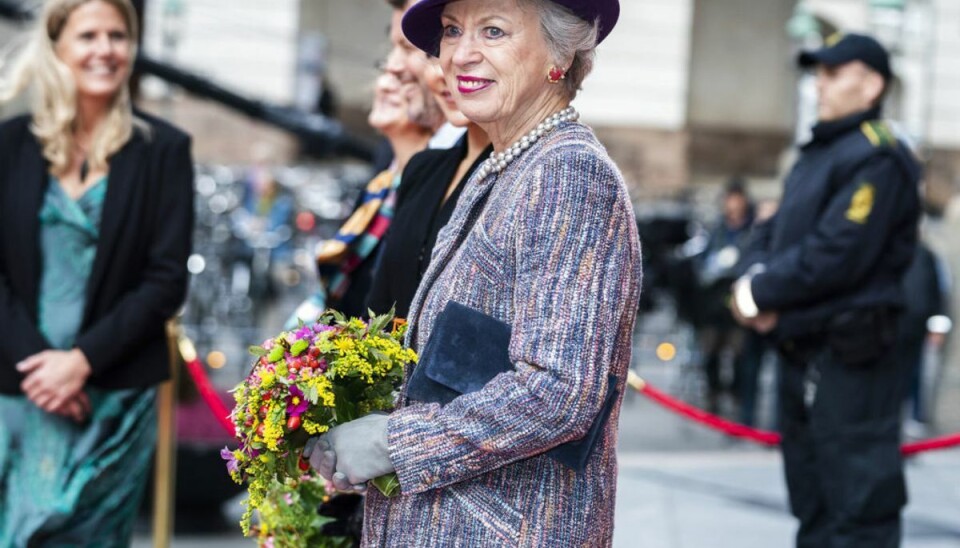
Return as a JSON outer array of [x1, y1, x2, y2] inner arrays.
[[522, 0, 599, 99]]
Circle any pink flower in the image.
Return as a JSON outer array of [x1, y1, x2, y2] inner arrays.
[[286, 385, 309, 416], [221, 446, 239, 475]]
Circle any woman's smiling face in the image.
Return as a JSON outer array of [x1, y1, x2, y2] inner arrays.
[[55, 1, 132, 104], [424, 56, 471, 128], [439, 0, 560, 142], [369, 72, 413, 134]]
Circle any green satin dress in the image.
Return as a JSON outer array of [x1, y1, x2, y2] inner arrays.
[[0, 176, 158, 547]]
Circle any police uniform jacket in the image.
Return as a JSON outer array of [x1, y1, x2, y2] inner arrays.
[[749, 107, 921, 341]]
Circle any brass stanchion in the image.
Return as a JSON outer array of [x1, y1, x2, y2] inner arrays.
[[154, 321, 181, 548]]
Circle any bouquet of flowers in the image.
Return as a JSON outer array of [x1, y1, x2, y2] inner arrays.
[[223, 310, 416, 540]]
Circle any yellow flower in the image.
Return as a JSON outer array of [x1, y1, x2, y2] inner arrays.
[[258, 370, 276, 388], [263, 415, 284, 451], [347, 318, 367, 330], [334, 337, 356, 353], [303, 420, 330, 435]]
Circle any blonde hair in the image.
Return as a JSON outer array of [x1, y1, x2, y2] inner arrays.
[[0, 0, 146, 177]]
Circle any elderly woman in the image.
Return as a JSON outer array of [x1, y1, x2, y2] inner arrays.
[[0, 0, 193, 544], [310, 0, 639, 545]]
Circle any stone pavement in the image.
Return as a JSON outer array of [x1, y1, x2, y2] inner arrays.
[[614, 448, 960, 548]]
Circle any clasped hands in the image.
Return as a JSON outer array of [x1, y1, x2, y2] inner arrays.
[[304, 413, 395, 493], [17, 348, 92, 423], [730, 277, 779, 334]]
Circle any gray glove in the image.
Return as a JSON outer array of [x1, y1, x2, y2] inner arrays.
[[305, 413, 394, 492]]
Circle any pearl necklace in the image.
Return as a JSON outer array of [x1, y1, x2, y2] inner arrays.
[[475, 106, 580, 180]]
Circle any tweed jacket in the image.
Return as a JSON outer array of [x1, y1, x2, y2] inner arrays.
[[362, 122, 642, 546]]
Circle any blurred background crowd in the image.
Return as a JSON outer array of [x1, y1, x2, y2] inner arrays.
[[1, 0, 958, 542]]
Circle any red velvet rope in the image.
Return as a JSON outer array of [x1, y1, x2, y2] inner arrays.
[[173, 336, 960, 454], [182, 355, 237, 437], [902, 433, 960, 456], [627, 371, 960, 456], [638, 379, 781, 446], [173, 328, 237, 437]]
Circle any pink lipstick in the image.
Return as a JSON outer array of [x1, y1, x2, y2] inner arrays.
[[457, 75, 493, 95]]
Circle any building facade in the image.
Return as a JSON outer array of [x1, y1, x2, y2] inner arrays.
[[4, 0, 956, 197]]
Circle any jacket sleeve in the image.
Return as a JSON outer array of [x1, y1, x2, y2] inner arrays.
[[932, 250, 951, 319], [751, 153, 914, 311], [74, 135, 194, 374], [0, 127, 51, 369], [386, 146, 642, 494], [736, 213, 777, 276]]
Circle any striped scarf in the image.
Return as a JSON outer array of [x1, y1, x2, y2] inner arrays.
[[317, 169, 402, 301]]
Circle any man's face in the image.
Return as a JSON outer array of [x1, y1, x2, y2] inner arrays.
[[723, 193, 749, 229], [814, 61, 884, 122], [384, 8, 443, 130]]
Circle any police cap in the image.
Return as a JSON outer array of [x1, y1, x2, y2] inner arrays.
[[798, 33, 892, 81]]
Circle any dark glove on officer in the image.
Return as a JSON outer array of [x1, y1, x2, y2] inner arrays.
[[304, 413, 394, 493]]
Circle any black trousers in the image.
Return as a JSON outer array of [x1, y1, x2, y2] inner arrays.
[[779, 345, 907, 548]]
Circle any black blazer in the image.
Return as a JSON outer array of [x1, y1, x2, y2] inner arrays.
[[0, 112, 194, 394], [366, 137, 491, 318]]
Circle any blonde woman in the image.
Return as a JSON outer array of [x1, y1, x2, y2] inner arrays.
[[0, 0, 193, 543]]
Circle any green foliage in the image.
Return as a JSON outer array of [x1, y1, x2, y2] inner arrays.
[[249, 346, 269, 357], [290, 339, 310, 357], [255, 476, 354, 548]]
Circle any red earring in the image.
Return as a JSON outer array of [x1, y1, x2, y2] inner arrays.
[[547, 66, 566, 84]]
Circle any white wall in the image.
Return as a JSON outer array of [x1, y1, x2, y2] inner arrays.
[[807, 0, 869, 31], [928, 0, 960, 148], [0, 18, 31, 118], [142, 0, 300, 104], [297, 0, 392, 115], [574, 0, 694, 130], [686, 0, 796, 132]]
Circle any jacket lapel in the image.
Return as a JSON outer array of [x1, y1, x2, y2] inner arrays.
[[83, 134, 144, 322], [406, 175, 496, 349], [13, 138, 49, 319]]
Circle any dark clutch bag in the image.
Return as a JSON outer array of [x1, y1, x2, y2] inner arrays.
[[406, 301, 618, 472]]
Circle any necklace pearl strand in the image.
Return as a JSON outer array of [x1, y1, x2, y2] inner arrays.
[[475, 106, 579, 180]]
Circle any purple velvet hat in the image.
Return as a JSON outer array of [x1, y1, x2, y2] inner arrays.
[[402, 0, 620, 56]]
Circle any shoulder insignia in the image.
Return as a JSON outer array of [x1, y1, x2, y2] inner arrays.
[[860, 121, 895, 148], [846, 182, 875, 224]]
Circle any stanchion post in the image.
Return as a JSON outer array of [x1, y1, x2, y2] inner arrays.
[[154, 320, 181, 548]]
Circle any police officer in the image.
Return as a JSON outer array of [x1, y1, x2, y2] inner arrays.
[[731, 34, 921, 548]]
